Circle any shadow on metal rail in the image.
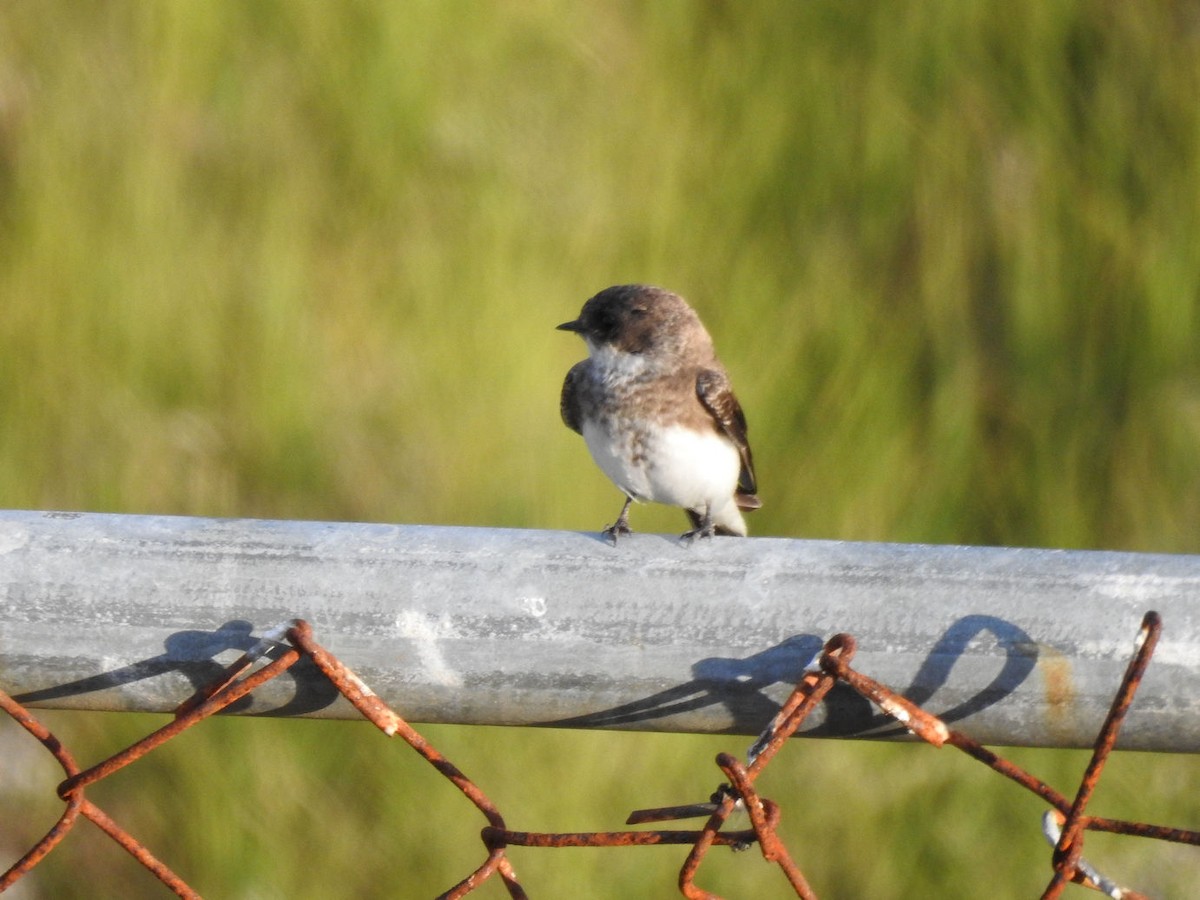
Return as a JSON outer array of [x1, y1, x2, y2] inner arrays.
[[1, 612, 1194, 899]]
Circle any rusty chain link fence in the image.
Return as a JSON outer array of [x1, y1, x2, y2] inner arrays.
[[3, 611, 1196, 899]]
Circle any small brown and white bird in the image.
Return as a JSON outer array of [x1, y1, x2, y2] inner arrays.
[[558, 284, 760, 543]]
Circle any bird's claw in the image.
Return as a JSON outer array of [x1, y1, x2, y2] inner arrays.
[[679, 521, 716, 546], [602, 521, 634, 546]]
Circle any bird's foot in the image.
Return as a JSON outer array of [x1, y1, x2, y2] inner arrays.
[[679, 517, 716, 546], [603, 497, 636, 546], [602, 520, 634, 546]]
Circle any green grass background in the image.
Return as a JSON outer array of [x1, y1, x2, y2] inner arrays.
[[2, 2, 1199, 897]]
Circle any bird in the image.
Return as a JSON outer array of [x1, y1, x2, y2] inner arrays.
[[557, 284, 760, 544]]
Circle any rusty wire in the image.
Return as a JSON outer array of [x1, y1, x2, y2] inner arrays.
[[1, 611, 1196, 898]]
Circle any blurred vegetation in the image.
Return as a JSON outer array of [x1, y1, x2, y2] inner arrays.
[[1, 1, 1198, 897]]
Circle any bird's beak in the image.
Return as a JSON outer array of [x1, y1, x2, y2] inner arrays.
[[557, 319, 584, 333]]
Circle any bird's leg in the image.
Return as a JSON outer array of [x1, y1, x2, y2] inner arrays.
[[603, 496, 635, 545], [680, 505, 716, 545]]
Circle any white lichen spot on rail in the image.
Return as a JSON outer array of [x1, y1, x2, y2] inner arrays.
[[395, 610, 464, 688]]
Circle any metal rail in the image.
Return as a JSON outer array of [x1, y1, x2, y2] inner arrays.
[[0, 510, 1196, 750]]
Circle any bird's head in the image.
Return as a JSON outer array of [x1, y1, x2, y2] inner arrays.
[[557, 284, 712, 364]]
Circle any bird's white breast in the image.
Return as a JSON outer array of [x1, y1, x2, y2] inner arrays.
[[581, 418, 741, 511]]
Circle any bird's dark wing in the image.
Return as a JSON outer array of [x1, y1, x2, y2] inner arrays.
[[696, 367, 759, 501], [560, 361, 588, 434]]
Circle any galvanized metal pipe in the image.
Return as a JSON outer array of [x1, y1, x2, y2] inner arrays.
[[0, 510, 1197, 751]]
